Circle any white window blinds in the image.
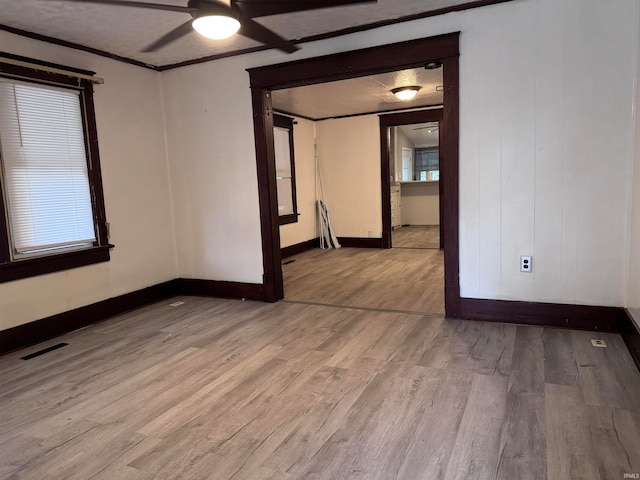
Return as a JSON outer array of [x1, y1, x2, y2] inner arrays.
[[0, 79, 96, 257]]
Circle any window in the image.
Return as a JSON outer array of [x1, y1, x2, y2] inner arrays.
[[414, 147, 439, 181], [0, 56, 110, 283], [273, 114, 298, 225]]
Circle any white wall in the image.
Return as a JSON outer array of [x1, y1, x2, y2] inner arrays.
[[459, 0, 637, 306], [316, 115, 382, 238], [401, 182, 440, 225], [160, 0, 638, 306], [627, 6, 640, 328], [279, 117, 317, 248], [0, 32, 178, 331]]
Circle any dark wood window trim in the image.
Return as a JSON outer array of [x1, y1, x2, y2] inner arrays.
[[247, 33, 460, 315], [273, 114, 299, 226], [0, 57, 111, 284]]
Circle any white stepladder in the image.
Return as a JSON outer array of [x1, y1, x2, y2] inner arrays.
[[315, 141, 340, 250]]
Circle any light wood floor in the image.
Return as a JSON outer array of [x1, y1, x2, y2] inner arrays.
[[0, 296, 639, 479], [283, 247, 445, 315], [392, 225, 440, 249]]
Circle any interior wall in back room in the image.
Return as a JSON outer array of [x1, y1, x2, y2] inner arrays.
[[315, 115, 382, 239], [394, 126, 414, 183], [160, 0, 638, 306], [279, 117, 317, 248], [0, 31, 178, 331]]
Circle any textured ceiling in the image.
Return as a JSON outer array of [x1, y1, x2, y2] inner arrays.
[[0, 0, 492, 68], [272, 67, 443, 120], [398, 122, 439, 146]]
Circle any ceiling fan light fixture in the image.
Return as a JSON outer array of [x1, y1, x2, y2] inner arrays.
[[391, 86, 421, 101], [192, 14, 240, 40]]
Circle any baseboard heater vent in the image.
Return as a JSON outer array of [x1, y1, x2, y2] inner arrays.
[[21, 342, 68, 360]]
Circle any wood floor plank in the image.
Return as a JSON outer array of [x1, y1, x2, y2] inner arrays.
[[585, 406, 640, 478], [494, 393, 546, 480], [396, 367, 473, 480], [545, 383, 599, 480], [442, 373, 509, 480], [509, 326, 545, 395], [543, 328, 578, 386]]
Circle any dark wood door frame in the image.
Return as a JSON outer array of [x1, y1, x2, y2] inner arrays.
[[247, 32, 461, 317], [380, 108, 444, 249]]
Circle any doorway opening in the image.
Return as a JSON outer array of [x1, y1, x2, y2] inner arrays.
[[382, 110, 444, 251], [247, 33, 460, 317]]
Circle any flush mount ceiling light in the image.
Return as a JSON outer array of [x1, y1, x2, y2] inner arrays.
[[424, 60, 442, 70], [192, 13, 240, 40], [391, 86, 421, 101]]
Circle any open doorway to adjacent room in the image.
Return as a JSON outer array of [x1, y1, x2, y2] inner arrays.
[[247, 34, 460, 317], [388, 119, 443, 250]]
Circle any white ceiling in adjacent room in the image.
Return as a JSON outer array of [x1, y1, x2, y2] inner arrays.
[[272, 67, 443, 120]]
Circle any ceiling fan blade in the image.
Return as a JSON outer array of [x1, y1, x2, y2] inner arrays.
[[238, 18, 299, 53], [233, 0, 375, 18], [142, 20, 194, 52], [61, 0, 194, 13]]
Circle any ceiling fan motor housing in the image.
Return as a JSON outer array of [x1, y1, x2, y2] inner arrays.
[[188, 0, 239, 20]]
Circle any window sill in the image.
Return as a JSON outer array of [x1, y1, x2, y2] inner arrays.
[[279, 214, 299, 226], [0, 244, 113, 284]]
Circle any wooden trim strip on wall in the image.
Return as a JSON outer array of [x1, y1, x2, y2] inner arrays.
[[281, 238, 320, 259], [622, 314, 640, 372], [336, 237, 384, 248], [0, 278, 265, 356], [0, 279, 180, 355], [178, 279, 264, 301], [460, 297, 636, 333]]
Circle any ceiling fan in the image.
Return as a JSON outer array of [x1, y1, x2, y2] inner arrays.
[[413, 125, 439, 132], [60, 0, 376, 53]]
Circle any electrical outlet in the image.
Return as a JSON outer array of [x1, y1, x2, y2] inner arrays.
[[591, 339, 607, 348], [169, 301, 185, 307], [520, 256, 532, 272]]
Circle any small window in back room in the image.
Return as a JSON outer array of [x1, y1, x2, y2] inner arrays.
[[273, 114, 298, 225], [414, 147, 439, 181]]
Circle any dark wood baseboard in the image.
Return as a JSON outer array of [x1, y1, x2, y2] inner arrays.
[[460, 297, 636, 334], [178, 278, 265, 301], [622, 311, 640, 372], [281, 238, 320, 259], [337, 237, 384, 248], [0, 277, 269, 356], [0, 279, 180, 355]]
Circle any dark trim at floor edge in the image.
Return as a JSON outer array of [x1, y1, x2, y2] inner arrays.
[[179, 278, 265, 301], [0, 279, 180, 355], [460, 297, 636, 334], [281, 238, 320, 259], [337, 237, 384, 248], [0, 278, 267, 356], [622, 310, 640, 372]]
